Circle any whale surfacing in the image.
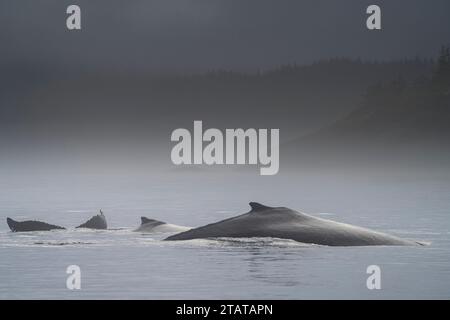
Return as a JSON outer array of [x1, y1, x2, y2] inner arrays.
[[6, 217, 65, 232], [76, 210, 107, 230], [165, 202, 421, 246], [134, 217, 190, 233]]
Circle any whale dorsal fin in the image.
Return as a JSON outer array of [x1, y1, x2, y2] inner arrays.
[[249, 202, 272, 212], [141, 217, 152, 225], [140, 217, 165, 226]]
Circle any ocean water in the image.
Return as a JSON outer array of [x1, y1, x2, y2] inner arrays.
[[0, 168, 449, 299]]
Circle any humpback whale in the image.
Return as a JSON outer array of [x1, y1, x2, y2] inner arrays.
[[165, 202, 421, 246], [76, 210, 107, 230], [6, 217, 65, 232], [134, 217, 191, 233]]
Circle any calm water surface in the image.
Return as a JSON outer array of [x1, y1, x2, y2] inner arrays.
[[0, 169, 449, 299]]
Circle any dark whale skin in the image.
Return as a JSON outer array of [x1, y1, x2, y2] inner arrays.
[[76, 212, 107, 230], [165, 202, 421, 246], [6, 218, 65, 232], [139, 217, 165, 228]]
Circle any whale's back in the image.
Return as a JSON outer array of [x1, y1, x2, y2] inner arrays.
[[7, 217, 65, 232], [134, 217, 190, 233], [165, 202, 419, 246], [76, 213, 107, 230]]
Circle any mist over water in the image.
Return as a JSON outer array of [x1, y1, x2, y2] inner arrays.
[[1, 0, 450, 300], [1, 57, 449, 298]]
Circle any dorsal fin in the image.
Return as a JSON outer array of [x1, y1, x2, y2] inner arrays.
[[141, 217, 152, 225], [140, 217, 164, 224], [249, 202, 272, 212]]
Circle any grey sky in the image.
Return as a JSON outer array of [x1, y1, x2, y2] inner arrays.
[[1, 0, 449, 72]]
